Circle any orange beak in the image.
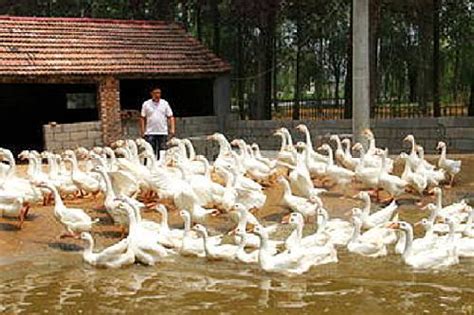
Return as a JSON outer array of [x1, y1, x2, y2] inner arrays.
[[387, 222, 399, 229]]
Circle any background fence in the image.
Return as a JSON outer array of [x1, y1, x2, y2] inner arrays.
[[259, 98, 471, 120]]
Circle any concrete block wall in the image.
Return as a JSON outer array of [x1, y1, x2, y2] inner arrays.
[[225, 115, 474, 153], [121, 114, 220, 159], [43, 121, 103, 152]]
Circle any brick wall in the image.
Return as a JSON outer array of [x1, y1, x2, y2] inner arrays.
[[98, 76, 122, 145], [225, 115, 474, 153], [43, 121, 103, 152]]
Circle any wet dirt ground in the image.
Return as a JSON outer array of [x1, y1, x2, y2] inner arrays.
[[0, 155, 473, 314]]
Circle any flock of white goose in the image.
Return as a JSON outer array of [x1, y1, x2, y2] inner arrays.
[[0, 125, 472, 275]]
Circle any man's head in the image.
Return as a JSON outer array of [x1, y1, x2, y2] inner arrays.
[[150, 87, 161, 102]]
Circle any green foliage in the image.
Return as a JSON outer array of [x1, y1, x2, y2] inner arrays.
[[0, 0, 472, 114]]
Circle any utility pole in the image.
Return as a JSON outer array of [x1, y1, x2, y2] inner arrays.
[[352, 0, 370, 147]]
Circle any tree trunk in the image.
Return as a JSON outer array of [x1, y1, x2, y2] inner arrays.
[[253, 6, 275, 120], [469, 76, 474, 117], [293, 6, 301, 120], [369, 0, 381, 117], [196, 1, 202, 41], [344, 0, 353, 119], [272, 29, 278, 112], [211, 0, 220, 55], [417, 1, 433, 115], [433, 0, 441, 117], [236, 21, 245, 119]]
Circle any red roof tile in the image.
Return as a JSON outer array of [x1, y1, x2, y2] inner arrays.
[[0, 16, 231, 76]]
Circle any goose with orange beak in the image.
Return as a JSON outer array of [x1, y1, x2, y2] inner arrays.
[[388, 220, 459, 269]]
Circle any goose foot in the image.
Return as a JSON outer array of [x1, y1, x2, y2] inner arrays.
[[17, 205, 29, 229], [445, 176, 454, 189], [379, 197, 394, 204], [59, 232, 77, 239], [281, 213, 291, 224]]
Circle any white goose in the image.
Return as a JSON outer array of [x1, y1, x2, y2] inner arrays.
[[193, 224, 238, 261], [115, 199, 171, 265], [231, 203, 279, 250], [278, 176, 319, 220], [399, 152, 428, 195], [64, 157, 102, 197], [38, 182, 98, 237], [273, 129, 297, 165], [295, 124, 328, 163], [353, 191, 398, 229], [436, 141, 461, 187], [347, 217, 387, 257], [285, 212, 331, 251], [377, 149, 407, 201], [317, 144, 355, 187], [389, 220, 458, 269], [284, 142, 326, 199], [80, 233, 134, 268], [316, 207, 352, 246], [0, 190, 28, 228], [91, 166, 129, 232], [253, 224, 329, 275]]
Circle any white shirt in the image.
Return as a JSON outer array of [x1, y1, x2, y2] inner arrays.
[[141, 99, 173, 135]]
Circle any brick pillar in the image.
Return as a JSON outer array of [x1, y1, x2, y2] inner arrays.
[[98, 76, 122, 144]]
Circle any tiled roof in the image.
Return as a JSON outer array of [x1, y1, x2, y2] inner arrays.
[[0, 16, 231, 76]]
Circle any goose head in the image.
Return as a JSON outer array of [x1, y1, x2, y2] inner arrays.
[[352, 142, 364, 153], [206, 133, 219, 141], [179, 209, 190, 220], [289, 212, 304, 226], [414, 218, 432, 231], [317, 144, 332, 153], [436, 141, 446, 151], [250, 143, 260, 152], [167, 137, 182, 147], [294, 141, 306, 151], [231, 203, 248, 214], [80, 232, 93, 242], [295, 124, 308, 133], [18, 150, 31, 160], [90, 165, 105, 173], [341, 138, 351, 149], [91, 147, 104, 155], [415, 145, 424, 155], [273, 130, 284, 137], [252, 224, 268, 238], [388, 221, 411, 232], [432, 187, 442, 197], [329, 134, 340, 142], [75, 147, 89, 159], [135, 138, 146, 146], [276, 176, 289, 187], [341, 138, 351, 146], [192, 224, 208, 236], [403, 134, 415, 143], [361, 129, 374, 140], [309, 194, 323, 207]]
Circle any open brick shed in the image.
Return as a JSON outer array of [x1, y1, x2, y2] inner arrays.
[[0, 16, 230, 153]]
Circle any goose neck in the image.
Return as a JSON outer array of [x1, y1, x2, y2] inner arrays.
[[350, 219, 361, 243], [159, 209, 169, 230], [402, 226, 414, 259], [98, 170, 115, 199]]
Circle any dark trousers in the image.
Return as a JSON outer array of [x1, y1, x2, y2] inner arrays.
[[144, 134, 167, 160]]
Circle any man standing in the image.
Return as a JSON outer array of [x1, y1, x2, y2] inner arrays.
[[140, 87, 175, 160]]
